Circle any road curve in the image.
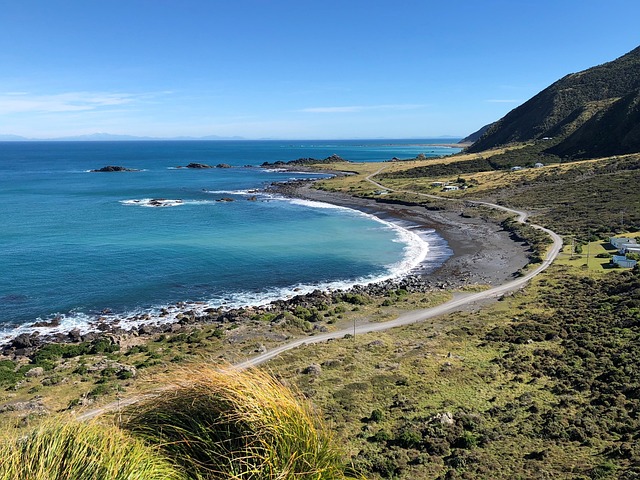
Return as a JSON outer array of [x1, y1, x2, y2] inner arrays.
[[238, 168, 562, 368], [77, 167, 562, 419]]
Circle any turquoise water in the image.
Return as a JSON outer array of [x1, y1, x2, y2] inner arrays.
[[0, 140, 459, 341]]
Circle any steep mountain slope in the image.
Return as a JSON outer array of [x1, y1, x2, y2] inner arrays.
[[547, 88, 640, 158], [458, 122, 494, 144], [467, 46, 640, 155]]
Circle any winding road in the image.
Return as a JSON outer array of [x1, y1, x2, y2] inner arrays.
[[238, 167, 563, 368], [78, 167, 562, 420]]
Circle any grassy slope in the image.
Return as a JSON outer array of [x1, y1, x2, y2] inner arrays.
[[276, 153, 640, 478]]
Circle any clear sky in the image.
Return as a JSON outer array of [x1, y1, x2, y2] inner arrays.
[[1, 0, 639, 139]]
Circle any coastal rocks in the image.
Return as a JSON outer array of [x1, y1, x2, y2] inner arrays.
[[180, 162, 233, 169], [31, 316, 62, 328], [90, 166, 138, 172], [148, 198, 184, 207], [261, 154, 348, 168], [184, 162, 214, 169], [10, 333, 41, 349]]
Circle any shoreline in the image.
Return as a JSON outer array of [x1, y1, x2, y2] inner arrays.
[[273, 180, 530, 287], [1, 178, 530, 355]]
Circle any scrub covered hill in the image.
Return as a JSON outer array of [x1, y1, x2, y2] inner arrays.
[[467, 45, 640, 159]]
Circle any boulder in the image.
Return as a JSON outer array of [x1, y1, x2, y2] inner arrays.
[[91, 166, 137, 172], [302, 364, 322, 376], [11, 333, 40, 349], [185, 162, 213, 169], [25, 367, 45, 378]]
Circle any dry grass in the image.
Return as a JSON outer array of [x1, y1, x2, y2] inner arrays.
[[122, 365, 355, 480], [0, 417, 183, 480]]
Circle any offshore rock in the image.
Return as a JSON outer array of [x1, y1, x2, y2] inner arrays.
[[91, 166, 138, 172], [185, 162, 214, 169]]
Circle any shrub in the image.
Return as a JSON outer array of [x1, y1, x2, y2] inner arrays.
[[122, 365, 351, 479], [0, 419, 183, 480]]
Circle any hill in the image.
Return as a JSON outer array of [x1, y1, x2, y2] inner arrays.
[[467, 46, 640, 158], [546, 87, 640, 158], [458, 123, 494, 144]]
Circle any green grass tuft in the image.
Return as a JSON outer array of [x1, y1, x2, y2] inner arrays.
[[0, 418, 184, 480], [122, 365, 354, 479]]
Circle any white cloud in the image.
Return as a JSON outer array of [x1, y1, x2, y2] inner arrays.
[[299, 104, 427, 113], [0, 91, 143, 115]]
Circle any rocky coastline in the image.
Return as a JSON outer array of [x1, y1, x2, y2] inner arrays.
[[1, 175, 530, 361]]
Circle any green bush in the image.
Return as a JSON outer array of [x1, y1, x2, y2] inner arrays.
[[122, 366, 352, 480]]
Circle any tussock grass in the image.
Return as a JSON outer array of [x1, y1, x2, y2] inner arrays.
[[122, 365, 353, 479], [0, 418, 184, 480]]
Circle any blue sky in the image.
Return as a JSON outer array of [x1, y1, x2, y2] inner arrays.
[[1, 0, 638, 139]]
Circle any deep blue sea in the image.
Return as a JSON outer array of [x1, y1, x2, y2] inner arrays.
[[0, 139, 459, 342]]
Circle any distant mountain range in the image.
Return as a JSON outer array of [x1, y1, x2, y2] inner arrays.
[[466, 45, 640, 159], [0, 133, 246, 141]]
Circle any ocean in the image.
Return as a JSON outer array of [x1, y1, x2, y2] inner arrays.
[[0, 139, 460, 343]]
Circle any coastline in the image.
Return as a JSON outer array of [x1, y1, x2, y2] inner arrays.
[[1, 178, 529, 354], [273, 180, 530, 288]]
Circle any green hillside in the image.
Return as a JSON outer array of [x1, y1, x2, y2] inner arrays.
[[547, 88, 640, 159], [467, 46, 640, 157]]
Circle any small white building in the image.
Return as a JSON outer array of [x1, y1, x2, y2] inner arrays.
[[534, 162, 544, 168], [511, 166, 524, 171], [612, 255, 638, 268], [442, 185, 459, 191], [610, 237, 637, 249], [622, 245, 640, 255]]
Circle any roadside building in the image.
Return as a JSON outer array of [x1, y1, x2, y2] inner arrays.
[[612, 255, 638, 268], [609, 237, 637, 250]]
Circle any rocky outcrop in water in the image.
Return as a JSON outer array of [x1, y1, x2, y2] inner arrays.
[[185, 162, 214, 169], [261, 154, 348, 167], [91, 166, 138, 172]]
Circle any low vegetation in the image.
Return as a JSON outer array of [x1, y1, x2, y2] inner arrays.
[[0, 419, 184, 480], [268, 265, 640, 479], [0, 367, 356, 480], [1, 144, 639, 478], [122, 366, 354, 479]]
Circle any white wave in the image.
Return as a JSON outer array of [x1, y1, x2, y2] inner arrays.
[[286, 198, 353, 210], [1, 196, 445, 347], [269, 195, 431, 280], [120, 198, 217, 208], [205, 189, 261, 195]]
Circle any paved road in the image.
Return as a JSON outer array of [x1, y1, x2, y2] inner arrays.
[[78, 168, 562, 419]]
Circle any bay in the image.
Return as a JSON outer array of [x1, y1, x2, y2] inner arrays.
[[0, 139, 459, 341]]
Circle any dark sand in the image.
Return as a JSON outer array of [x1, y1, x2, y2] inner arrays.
[[282, 182, 531, 288]]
